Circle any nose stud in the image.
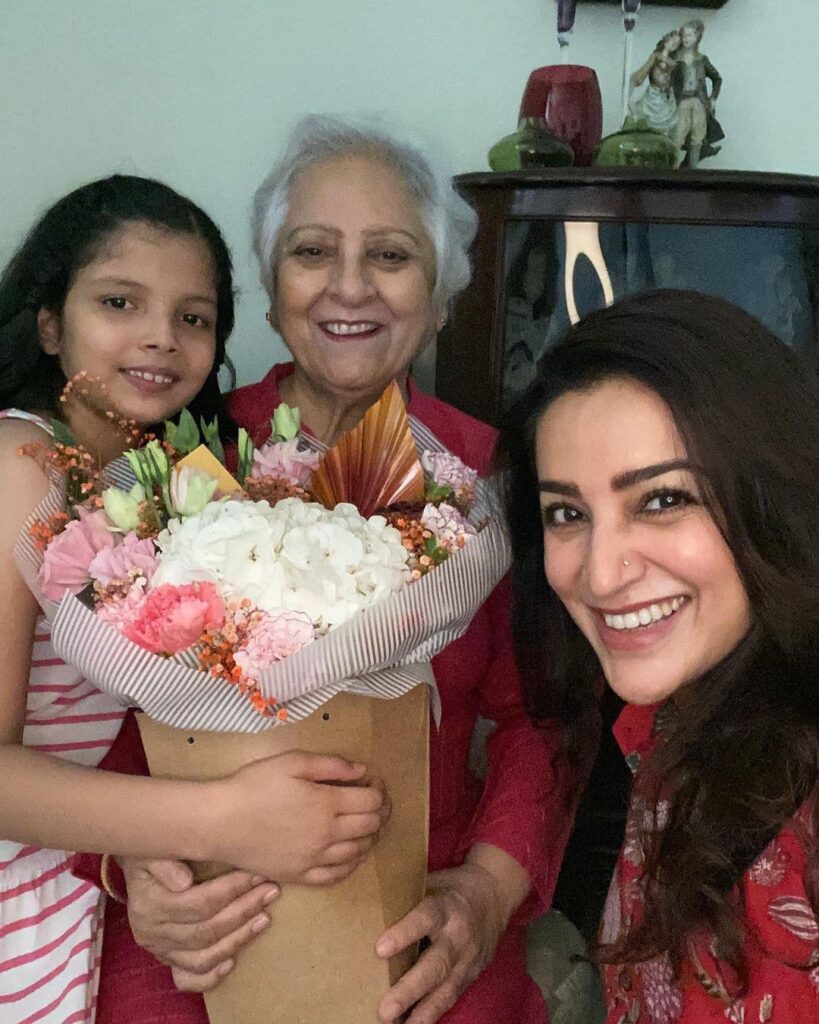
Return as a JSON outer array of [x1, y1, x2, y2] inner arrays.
[[623, 559, 630, 567]]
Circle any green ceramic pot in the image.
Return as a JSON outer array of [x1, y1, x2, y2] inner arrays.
[[593, 116, 679, 169]]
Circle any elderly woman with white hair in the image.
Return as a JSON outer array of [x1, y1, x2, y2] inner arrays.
[[79, 116, 580, 1024]]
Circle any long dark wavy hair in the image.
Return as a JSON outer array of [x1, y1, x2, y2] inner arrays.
[[0, 174, 236, 435], [497, 289, 819, 982]]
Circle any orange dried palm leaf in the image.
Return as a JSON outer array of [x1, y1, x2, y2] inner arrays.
[[310, 382, 424, 517]]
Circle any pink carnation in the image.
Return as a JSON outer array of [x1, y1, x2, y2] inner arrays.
[[421, 451, 478, 507], [89, 531, 158, 587], [251, 438, 320, 487], [123, 582, 225, 655], [39, 508, 115, 601], [420, 502, 477, 553], [95, 582, 148, 632], [234, 609, 315, 679]]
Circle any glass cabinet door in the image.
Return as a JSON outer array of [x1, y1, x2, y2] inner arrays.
[[502, 220, 819, 407]]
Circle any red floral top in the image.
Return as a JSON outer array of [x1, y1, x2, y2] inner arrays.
[[602, 703, 819, 1024]]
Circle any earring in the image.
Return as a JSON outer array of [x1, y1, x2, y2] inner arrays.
[[438, 318, 447, 330], [623, 559, 630, 567], [265, 311, 272, 323]]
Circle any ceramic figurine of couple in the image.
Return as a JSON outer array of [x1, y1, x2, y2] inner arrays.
[[629, 18, 723, 167]]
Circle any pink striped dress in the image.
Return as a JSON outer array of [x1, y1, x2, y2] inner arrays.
[[0, 410, 127, 1024]]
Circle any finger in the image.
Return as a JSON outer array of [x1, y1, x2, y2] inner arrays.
[[376, 899, 446, 959], [403, 979, 461, 1024], [171, 959, 235, 995], [288, 751, 367, 783], [138, 872, 274, 927], [300, 858, 367, 887], [333, 784, 388, 816], [319, 836, 374, 866], [378, 944, 455, 1023], [330, 812, 384, 842], [141, 858, 195, 893], [364, 777, 392, 828], [152, 883, 280, 952], [164, 907, 274, 973]]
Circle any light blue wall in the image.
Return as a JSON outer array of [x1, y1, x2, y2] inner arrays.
[[1, 0, 816, 388]]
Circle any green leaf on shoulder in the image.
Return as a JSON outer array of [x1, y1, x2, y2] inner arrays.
[[50, 418, 77, 448]]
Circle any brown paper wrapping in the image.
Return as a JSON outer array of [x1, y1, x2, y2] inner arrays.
[[137, 684, 429, 1024]]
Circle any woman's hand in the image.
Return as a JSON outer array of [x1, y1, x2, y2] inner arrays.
[[374, 846, 531, 1024], [206, 749, 391, 884], [123, 858, 279, 992]]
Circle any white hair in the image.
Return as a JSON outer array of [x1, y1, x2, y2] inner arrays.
[[251, 114, 478, 311]]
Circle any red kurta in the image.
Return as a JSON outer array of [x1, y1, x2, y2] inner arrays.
[[602, 703, 819, 1023], [78, 365, 581, 1023]]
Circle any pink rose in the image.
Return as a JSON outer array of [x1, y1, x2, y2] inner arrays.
[[39, 508, 115, 601], [251, 438, 320, 487], [234, 609, 314, 679], [89, 532, 158, 587], [123, 582, 225, 655], [95, 582, 148, 632]]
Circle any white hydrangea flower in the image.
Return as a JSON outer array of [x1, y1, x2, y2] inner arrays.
[[152, 498, 410, 631]]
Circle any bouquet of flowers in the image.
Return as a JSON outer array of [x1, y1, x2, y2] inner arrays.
[[14, 380, 511, 1024]]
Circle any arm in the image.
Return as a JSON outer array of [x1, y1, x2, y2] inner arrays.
[[0, 424, 388, 880], [703, 55, 722, 103], [630, 51, 657, 90]]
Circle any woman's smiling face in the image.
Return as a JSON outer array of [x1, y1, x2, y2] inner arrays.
[[535, 376, 752, 705]]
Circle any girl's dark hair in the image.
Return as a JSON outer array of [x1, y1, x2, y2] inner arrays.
[[0, 174, 236, 433], [498, 289, 819, 982]]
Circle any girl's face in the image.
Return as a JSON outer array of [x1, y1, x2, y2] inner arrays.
[[38, 222, 218, 427], [274, 153, 441, 404], [535, 377, 752, 705]]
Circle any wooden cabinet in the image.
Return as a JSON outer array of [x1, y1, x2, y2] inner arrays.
[[436, 168, 819, 427]]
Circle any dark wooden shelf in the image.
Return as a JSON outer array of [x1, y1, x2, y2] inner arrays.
[[457, 167, 819, 197], [453, 168, 819, 231], [438, 166, 819, 430], [582, 0, 729, 7]]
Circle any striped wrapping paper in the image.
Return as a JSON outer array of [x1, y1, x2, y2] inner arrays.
[[13, 416, 511, 732]]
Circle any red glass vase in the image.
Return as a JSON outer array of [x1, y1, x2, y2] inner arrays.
[[519, 64, 603, 166]]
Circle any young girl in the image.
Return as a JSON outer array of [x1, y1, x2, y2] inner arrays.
[[0, 175, 387, 1023], [500, 289, 819, 1021]]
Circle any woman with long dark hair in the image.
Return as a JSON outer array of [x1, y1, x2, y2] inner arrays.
[[499, 289, 819, 1021]]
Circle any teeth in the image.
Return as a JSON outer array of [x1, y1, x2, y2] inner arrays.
[[603, 597, 686, 631], [324, 321, 378, 336], [126, 369, 174, 384]]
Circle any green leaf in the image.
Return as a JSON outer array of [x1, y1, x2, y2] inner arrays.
[[237, 428, 255, 484], [51, 418, 77, 448], [164, 409, 200, 454], [425, 481, 454, 504], [271, 403, 301, 442], [423, 536, 449, 565], [200, 417, 225, 463], [124, 449, 153, 492]]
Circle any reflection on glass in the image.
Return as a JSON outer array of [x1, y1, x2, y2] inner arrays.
[[502, 220, 819, 407]]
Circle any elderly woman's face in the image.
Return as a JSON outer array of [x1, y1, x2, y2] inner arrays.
[[274, 153, 440, 401]]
